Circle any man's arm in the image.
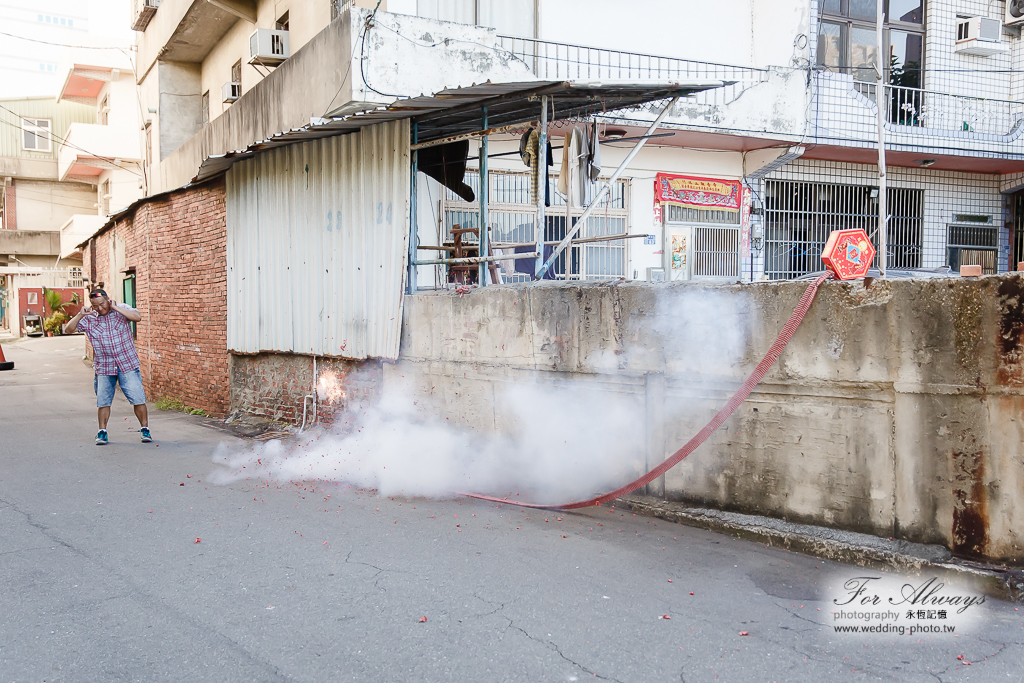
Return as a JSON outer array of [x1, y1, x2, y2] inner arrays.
[[64, 307, 90, 334], [111, 302, 142, 322]]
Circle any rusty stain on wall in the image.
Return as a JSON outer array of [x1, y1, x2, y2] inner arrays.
[[996, 275, 1024, 386], [951, 443, 989, 559]]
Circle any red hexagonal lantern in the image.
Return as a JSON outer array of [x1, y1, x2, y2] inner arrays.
[[821, 229, 876, 280]]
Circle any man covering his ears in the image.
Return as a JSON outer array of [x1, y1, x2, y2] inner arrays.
[[65, 289, 151, 445]]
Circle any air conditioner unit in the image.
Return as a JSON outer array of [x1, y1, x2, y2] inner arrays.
[[955, 16, 1007, 56], [130, 0, 160, 32], [1006, 0, 1024, 26], [249, 29, 289, 66], [221, 81, 241, 103]]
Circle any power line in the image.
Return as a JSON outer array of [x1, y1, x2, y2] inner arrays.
[[0, 31, 134, 51], [0, 105, 145, 179]]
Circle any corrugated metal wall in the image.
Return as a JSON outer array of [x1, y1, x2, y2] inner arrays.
[[226, 120, 410, 360]]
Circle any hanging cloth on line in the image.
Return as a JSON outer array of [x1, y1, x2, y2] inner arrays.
[[587, 120, 602, 182], [519, 127, 554, 207], [557, 126, 588, 206], [418, 140, 475, 202]]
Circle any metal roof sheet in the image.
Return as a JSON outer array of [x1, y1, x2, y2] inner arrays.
[[193, 79, 726, 183]]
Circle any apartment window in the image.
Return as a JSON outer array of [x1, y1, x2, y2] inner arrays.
[[99, 94, 109, 125], [21, 118, 51, 152], [276, 11, 289, 30], [818, 0, 924, 88], [231, 59, 241, 84], [947, 222, 998, 274], [417, 0, 536, 38], [201, 91, 210, 126], [145, 123, 152, 168], [101, 179, 111, 215]]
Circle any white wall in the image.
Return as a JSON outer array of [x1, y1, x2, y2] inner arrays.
[[15, 180, 96, 231]]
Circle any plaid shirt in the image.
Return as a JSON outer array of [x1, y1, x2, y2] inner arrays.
[[78, 308, 141, 375]]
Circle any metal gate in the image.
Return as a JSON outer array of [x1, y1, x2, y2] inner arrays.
[[763, 180, 923, 279], [663, 204, 740, 280]]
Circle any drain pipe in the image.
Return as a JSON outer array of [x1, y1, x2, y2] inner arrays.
[[299, 356, 319, 432]]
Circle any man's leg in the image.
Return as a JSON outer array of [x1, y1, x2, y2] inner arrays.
[[133, 403, 148, 428], [98, 406, 110, 429], [119, 370, 149, 431]]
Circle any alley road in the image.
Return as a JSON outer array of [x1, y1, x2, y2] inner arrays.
[[1, 336, 1023, 682]]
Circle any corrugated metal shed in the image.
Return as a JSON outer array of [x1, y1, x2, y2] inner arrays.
[[226, 119, 410, 360], [195, 80, 726, 182]]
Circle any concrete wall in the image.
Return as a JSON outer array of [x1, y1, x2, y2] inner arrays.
[[381, 276, 1023, 563], [13, 180, 95, 232], [83, 178, 229, 416], [154, 6, 534, 192], [537, 0, 808, 70]]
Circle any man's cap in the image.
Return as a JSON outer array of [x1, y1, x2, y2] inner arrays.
[[89, 289, 108, 299]]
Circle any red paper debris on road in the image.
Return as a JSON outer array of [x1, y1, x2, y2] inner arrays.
[[739, 631, 749, 636], [194, 538, 201, 543], [659, 615, 671, 620], [419, 616, 428, 623]]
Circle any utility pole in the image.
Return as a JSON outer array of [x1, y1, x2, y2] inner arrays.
[[875, 0, 888, 276]]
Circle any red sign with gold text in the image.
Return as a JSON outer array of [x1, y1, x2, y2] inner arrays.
[[655, 173, 741, 212], [822, 229, 876, 280]]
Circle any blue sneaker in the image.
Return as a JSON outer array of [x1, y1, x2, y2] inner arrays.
[[95, 429, 108, 445], [140, 427, 152, 443]]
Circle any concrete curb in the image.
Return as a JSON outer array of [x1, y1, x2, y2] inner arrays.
[[619, 495, 1024, 604]]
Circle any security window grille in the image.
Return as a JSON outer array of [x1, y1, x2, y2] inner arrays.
[[664, 204, 742, 279], [947, 223, 999, 274], [440, 169, 629, 283], [201, 91, 209, 126], [68, 267, 83, 288], [21, 118, 51, 152], [1015, 194, 1024, 270], [763, 179, 923, 279], [231, 60, 241, 84]]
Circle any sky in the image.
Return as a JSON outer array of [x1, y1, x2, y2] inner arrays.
[[0, 0, 135, 99]]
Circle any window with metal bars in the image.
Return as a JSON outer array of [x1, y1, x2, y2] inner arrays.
[[1014, 194, 1024, 271], [664, 204, 741, 279], [439, 169, 629, 282], [763, 179, 923, 279], [947, 222, 999, 274]]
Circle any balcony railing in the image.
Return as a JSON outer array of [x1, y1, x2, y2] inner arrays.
[[853, 80, 1024, 137], [497, 36, 768, 109]]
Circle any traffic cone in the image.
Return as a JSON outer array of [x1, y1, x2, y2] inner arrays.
[[0, 342, 13, 371]]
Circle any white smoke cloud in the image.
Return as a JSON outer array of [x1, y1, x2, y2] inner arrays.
[[211, 285, 753, 503], [211, 378, 646, 503]]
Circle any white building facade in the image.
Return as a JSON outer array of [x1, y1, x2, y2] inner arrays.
[[129, 0, 1024, 284]]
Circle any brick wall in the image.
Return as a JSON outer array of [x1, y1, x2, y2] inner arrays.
[[230, 353, 382, 425], [83, 178, 229, 416]]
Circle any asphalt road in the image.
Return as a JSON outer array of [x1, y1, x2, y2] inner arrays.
[[2, 336, 1023, 683]]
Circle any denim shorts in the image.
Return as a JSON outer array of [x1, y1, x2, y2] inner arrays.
[[95, 369, 147, 408]]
